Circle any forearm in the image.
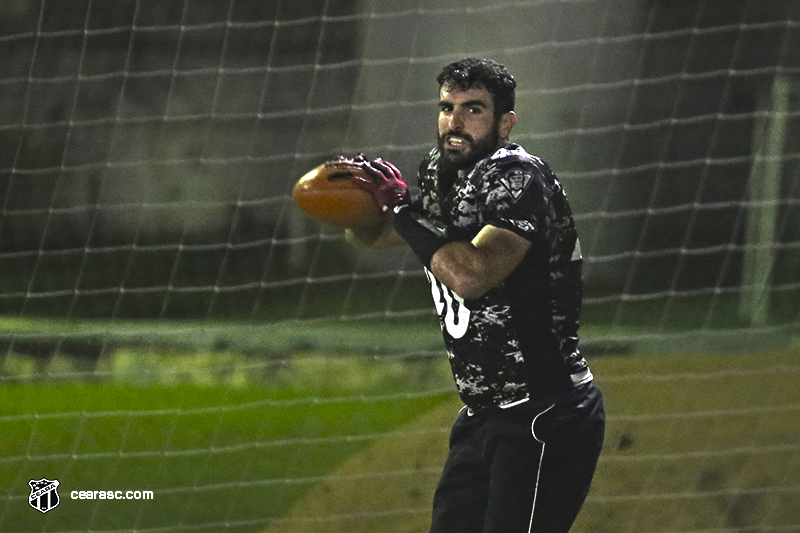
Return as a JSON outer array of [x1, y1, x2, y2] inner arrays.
[[429, 242, 493, 301], [428, 223, 532, 301], [388, 207, 488, 299]]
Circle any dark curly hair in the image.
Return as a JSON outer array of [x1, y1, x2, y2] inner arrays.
[[436, 58, 516, 118]]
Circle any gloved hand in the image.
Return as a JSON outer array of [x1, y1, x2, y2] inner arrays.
[[334, 154, 410, 212]]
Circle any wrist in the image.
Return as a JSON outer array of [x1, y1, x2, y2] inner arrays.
[[391, 207, 448, 269]]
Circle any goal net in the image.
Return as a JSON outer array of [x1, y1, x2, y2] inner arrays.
[[0, 0, 798, 531]]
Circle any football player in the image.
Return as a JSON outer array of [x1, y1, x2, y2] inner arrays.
[[345, 57, 605, 533]]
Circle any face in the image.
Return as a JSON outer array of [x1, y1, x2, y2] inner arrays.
[[437, 85, 515, 171]]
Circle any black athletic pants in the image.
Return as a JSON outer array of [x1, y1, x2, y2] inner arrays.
[[429, 383, 605, 533]]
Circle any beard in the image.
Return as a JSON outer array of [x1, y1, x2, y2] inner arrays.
[[437, 121, 501, 172]]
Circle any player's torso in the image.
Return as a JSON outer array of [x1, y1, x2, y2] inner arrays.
[[417, 145, 558, 409]]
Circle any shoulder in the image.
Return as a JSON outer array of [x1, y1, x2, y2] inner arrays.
[[417, 148, 439, 190], [417, 147, 445, 219], [475, 144, 555, 203], [418, 147, 440, 178], [484, 144, 553, 182]]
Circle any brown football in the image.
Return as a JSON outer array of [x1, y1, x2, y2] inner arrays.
[[292, 161, 384, 228]]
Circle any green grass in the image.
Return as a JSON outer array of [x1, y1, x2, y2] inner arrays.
[[260, 350, 800, 533], [0, 355, 454, 533], [0, 314, 798, 533], [0, 314, 445, 357], [582, 350, 800, 533]]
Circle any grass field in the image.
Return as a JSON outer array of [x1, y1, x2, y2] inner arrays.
[[262, 350, 800, 533], [0, 317, 798, 533], [0, 350, 454, 533]]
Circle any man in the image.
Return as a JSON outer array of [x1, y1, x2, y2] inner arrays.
[[345, 58, 605, 533]]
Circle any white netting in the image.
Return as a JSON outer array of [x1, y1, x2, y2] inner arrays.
[[0, 0, 798, 531], [1, 0, 798, 345]]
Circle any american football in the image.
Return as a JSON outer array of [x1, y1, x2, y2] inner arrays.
[[292, 160, 384, 228]]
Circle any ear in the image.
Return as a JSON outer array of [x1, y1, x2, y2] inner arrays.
[[499, 111, 516, 140]]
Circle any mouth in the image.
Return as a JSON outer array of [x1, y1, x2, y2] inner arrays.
[[444, 134, 471, 150]]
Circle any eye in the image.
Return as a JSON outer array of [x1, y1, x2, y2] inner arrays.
[[439, 103, 453, 113]]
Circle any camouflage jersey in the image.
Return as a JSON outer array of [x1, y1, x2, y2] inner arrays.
[[417, 143, 592, 410]]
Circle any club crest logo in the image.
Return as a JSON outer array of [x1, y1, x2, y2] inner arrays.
[[29, 478, 60, 514], [499, 169, 532, 200]]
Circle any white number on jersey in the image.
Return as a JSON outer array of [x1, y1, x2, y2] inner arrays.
[[424, 268, 470, 339]]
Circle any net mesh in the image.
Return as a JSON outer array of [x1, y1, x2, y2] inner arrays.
[[0, 0, 798, 531], [1, 0, 798, 341]]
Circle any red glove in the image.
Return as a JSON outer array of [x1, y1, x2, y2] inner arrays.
[[336, 154, 410, 212]]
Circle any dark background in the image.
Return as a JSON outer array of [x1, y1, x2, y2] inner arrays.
[[0, 0, 798, 328]]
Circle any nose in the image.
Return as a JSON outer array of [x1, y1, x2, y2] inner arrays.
[[447, 110, 464, 132]]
